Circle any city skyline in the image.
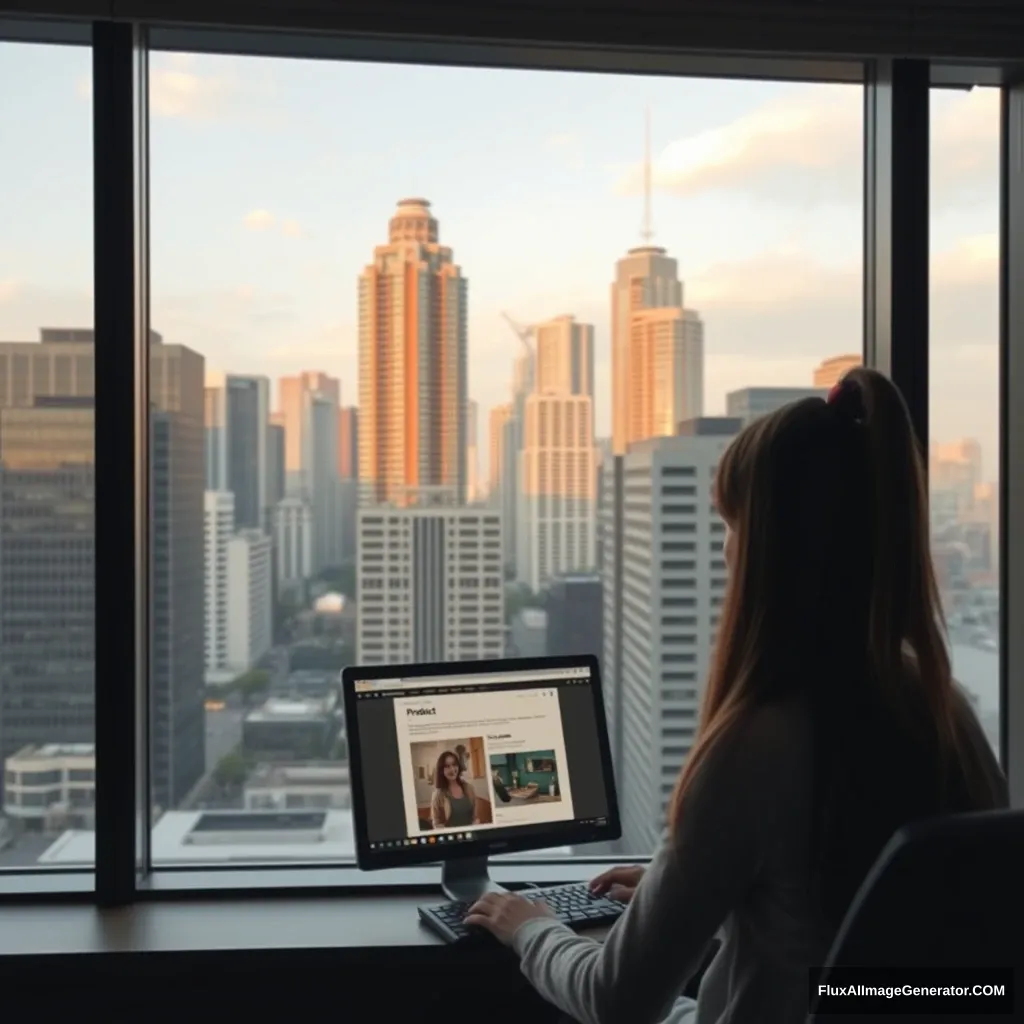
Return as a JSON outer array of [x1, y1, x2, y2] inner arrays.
[[0, 46, 1000, 479]]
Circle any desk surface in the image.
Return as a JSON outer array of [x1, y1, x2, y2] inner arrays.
[[0, 891, 613, 962]]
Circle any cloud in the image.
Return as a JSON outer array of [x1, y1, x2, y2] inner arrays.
[[615, 86, 998, 206], [75, 52, 240, 121], [242, 209, 305, 237]]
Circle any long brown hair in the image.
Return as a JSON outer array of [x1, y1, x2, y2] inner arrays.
[[669, 368, 1000, 928], [434, 751, 462, 791]]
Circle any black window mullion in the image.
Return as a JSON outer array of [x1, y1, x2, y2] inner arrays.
[[92, 19, 150, 906], [863, 58, 930, 452]]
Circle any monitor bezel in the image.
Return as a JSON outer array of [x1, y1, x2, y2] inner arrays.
[[343, 653, 621, 871]]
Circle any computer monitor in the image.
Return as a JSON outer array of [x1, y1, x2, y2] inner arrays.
[[344, 654, 621, 901]]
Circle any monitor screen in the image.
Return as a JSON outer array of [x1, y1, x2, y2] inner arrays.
[[344, 655, 620, 869]]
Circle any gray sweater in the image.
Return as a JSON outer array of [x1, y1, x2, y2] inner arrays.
[[511, 696, 1003, 1024]]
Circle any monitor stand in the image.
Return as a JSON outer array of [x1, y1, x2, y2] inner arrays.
[[441, 855, 508, 903]]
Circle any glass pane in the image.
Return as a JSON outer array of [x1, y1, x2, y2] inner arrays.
[[0, 41, 95, 870], [929, 87, 1000, 760], [146, 51, 862, 864]]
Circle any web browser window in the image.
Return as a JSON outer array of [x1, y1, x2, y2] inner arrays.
[[352, 666, 609, 850]]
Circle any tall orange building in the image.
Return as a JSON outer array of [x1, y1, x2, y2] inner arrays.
[[358, 198, 467, 506]]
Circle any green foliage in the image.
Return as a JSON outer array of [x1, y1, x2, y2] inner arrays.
[[213, 748, 247, 788], [234, 669, 271, 704]]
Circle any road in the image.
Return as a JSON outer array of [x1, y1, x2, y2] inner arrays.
[[205, 694, 244, 768]]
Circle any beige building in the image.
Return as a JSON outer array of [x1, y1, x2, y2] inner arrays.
[[534, 314, 594, 397], [467, 398, 480, 502], [488, 402, 513, 498], [813, 354, 862, 388], [277, 371, 340, 482], [610, 246, 703, 454], [358, 198, 467, 507]]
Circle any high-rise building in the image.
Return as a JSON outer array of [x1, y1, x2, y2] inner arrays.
[[488, 402, 512, 503], [516, 393, 597, 591], [358, 198, 467, 507], [278, 371, 340, 492], [626, 308, 703, 443], [534, 315, 595, 397], [226, 529, 273, 671], [204, 372, 271, 530], [604, 418, 741, 852], [267, 413, 286, 508], [467, 399, 480, 503], [306, 391, 342, 571], [0, 330, 205, 813], [813, 354, 861, 388], [273, 496, 314, 591], [726, 386, 826, 424], [204, 490, 235, 678], [547, 574, 603, 662], [338, 406, 359, 563], [0, 398, 95, 777], [356, 505, 504, 664]]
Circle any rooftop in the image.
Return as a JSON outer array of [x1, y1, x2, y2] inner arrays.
[[37, 810, 571, 865], [518, 608, 548, 629], [246, 762, 349, 789], [7, 743, 95, 763], [245, 696, 334, 723]]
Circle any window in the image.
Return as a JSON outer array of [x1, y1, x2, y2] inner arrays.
[[0, 39, 95, 871], [929, 86, 1000, 761], [135, 52, 863, 866]]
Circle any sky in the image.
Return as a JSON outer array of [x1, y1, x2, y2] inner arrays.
[[0, 43, 1001, 482]]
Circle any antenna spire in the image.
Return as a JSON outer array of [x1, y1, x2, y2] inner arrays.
[[641, 106, 654, 243]]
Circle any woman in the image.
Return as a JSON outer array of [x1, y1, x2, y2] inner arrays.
[[465, 369, 1006, 1024], [430, 750, 480, 829]]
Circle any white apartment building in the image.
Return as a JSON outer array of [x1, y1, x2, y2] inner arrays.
[[357, 505, 505, 664], [205, 490, 235, 675], [604, 419, 741, 853], [206, 491, 273, 680], [516, 393, 597, 591], [227, 529, 273, 670], [274, 496, 314, 591]]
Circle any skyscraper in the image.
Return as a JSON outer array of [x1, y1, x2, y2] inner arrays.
[[534, 315, 594, 397], [488, 402, 512, 503], [466, 399, 480, 502], [278, 371, 340, 495], [338, 406, 359, 562], [0, 330, 205, 813], [725, 386, 826, 424], [605, 418, 741, 852], [204, 372, 271, 531], [267, 412, 286, 508], [610, 117, 704, 454], [358, 199, 468, 507]]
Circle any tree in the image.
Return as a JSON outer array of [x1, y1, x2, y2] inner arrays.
[[235, 669, 271, 705], [213, 749, 247, 789]]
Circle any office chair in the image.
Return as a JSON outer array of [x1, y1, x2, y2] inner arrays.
[[809, 809, 1024, 1020]]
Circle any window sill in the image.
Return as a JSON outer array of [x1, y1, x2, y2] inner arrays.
[[0, 856, 647, 960]]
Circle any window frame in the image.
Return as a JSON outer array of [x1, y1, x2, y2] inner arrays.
[[0, 13, 1016, 906]]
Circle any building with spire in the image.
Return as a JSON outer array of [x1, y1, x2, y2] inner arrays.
[[611, 111, 704, 455]]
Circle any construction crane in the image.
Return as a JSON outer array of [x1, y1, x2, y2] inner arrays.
[[501, 311, 534, 353]]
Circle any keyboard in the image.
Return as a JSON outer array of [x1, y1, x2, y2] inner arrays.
[[419, 881, 626, 944]]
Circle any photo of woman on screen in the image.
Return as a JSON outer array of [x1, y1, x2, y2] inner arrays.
[[430, 750, 480, 829]]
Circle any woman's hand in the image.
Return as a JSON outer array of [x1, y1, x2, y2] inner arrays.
[[464, 892, 556, 945], [589, 864, 646, 903]]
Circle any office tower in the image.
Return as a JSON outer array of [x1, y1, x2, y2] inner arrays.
[[594, 437, 613, 571], [488, 402, 512, 503], [267, 413, 286, 508], [547, 574, 603, 661], [274, 496, 314, 591], [150, 340, 207, 813], [204, 491, 235, 677], [516, 393, 597, 590], [726, 386, 826, 424], [204, 373, 271, 531], [534, 315, 595, 397], [278, 371, 340, 493], [627, 308, 703, 441], [0, 397, 95, 776], [226, 530, 273, 670], [600, 454, 624, 777], [0, 330, 204, 813], [813, 354, 861, 388], [306, 391, 342, 571], [467, 399, 480, 503], [606, 418, 741, 852], [356, 506, 504, 664], [358, 198, 467, 507], [338, 407, 359, 563]]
